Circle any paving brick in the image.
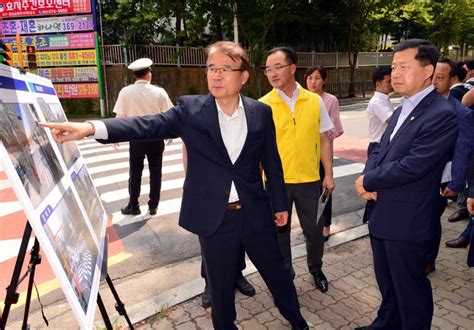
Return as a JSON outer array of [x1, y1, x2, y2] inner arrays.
[[324, 286, 348, 302], [327, 299, 362, 321], [254, 311, 275, 324], [300, 306, 325, 325], [437, 300, 473, 318], [194, 315, 213, 329], [168, 305, 191, 325], [331, 278, 360, 295], [298, 293, 324, 313], [235, 302, 253, 321], [318, 305, 350, 328], [431, 315, 458, 330], [172, 321, 196, 329], [239, 297, 266, 315], [341, 295, 375, 316], [341, 274, 371, 291], [262, 319, 288, 329], [442, 311, 474, 328], [239, 318, 267, 329], [433, 287, 467, 304], [352, 291, 381, 309]]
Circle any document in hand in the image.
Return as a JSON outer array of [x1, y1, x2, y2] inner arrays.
[[316, 188, 329, 226]]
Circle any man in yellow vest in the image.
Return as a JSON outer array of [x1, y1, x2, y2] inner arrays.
[[260, 47, 336, 293]]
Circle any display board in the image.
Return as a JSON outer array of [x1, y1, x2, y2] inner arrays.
[[0, 63, 106, 329], [0, 0, 91, 18]]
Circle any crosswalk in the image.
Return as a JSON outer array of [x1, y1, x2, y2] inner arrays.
[[0, 136, 366, 303]]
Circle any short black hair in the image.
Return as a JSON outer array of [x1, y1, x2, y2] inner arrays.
[[465, 60, 474, 71], [454, 61, 467, 81], [437, 57, 456, 77], [133, 67, 151, 79], [267, 47, 297, 65], [372, 66, 392, 86], [394, 39, 438, 68]]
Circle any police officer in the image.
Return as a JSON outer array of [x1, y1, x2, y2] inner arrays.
[[115, 58, 174, 215]]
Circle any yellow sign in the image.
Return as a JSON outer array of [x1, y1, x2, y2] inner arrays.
[[13, 49, 96, 67]]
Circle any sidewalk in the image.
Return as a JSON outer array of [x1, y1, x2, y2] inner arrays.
[[4, 206, 472, 329], [132, 207, 473, 330]]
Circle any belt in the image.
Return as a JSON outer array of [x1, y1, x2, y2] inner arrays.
[[226, 202, 242, 211]]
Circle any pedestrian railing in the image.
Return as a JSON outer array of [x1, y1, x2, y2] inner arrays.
[[101, 45, 398, 68]]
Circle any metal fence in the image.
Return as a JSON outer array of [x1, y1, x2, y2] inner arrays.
[[101, 45, 474, 68], [101, 45, 396, 68]]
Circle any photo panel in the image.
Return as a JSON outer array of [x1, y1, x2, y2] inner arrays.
[[36, 97, 80, 169], [72, 164, 107, 240], [0, 100, 64, 207], [40, 187, 99, 313]]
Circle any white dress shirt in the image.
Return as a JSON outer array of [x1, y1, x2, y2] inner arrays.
[[367, 91, 394, 143], [390, 85, 434, 141], [216, 96, 247, 203], [277, 82, 334, 133]]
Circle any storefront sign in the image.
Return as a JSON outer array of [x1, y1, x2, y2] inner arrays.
[[14, 49, 96, 67], [1, 32, 95, 51], [0, 0, 91, 18], [54, 83, 99, 98], [0, 15, 93, 35], [37, 67, 98, 83]]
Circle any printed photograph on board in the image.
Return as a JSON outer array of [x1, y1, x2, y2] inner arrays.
[[73, 165, 106, 239], [41, 188, 99, 313], [36, 97, 80, 169], [0, 100, 63, 207]]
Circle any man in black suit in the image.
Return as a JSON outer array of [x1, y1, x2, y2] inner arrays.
[[355, 39, 458, 329], [41, 41, 308, 330]]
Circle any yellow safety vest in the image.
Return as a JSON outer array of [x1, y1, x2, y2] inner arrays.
[[260, 88, 321, 183]]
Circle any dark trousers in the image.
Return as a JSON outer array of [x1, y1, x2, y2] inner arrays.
[[128, 140, 164, 209], [201, 247, 246, 283], [426, 192, 446, 265], [370, 235, 433, 330], [363, 142, 379, 223], [278, 181, 324, 275], [319, 162, 332, 227], [199, 208, 304, 330]]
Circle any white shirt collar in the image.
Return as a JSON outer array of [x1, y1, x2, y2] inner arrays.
[[215, 95, 245, 118], [401, 85, 434, 111], [277, 82, 301, 101]]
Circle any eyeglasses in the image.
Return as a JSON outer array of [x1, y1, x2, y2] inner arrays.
[[205, 66, 244, 76], [263, 64, 292, 75]]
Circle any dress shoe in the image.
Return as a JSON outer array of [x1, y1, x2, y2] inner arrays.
[[448, 210, 469, 223], [121, 204, 141, 215], [445, 235, 470, 248], [313, 270, 329, 293], [354, 326, 371, 330], [201, 285, 211, 308], [292, 320, 309, 330], [149, 208, 157, 216], [425, 263, 436, 275], [236, 276, 256, 296]]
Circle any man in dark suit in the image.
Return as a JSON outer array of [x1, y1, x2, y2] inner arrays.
[[41, 41, 308, 330], [467, 154, 474, 267], [354, 39, 458, 329]]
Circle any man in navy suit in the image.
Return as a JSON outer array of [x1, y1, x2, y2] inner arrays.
[[355, 39, 458, 329], [41, 41, 308, 330]]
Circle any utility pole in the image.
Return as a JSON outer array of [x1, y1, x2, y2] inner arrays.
[[232, 0, 238, 44]]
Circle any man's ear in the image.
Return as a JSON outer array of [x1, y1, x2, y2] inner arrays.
[[241, 70, 250, 85], [424, 64, 435, 80]]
